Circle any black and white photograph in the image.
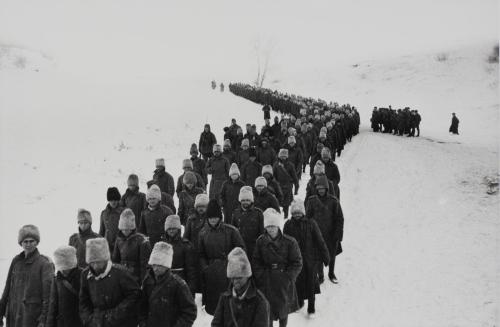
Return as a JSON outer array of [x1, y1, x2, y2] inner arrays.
[[0, 1, 498, 326]]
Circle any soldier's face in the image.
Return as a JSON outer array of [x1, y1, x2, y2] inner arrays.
[[208, 217, 221, 226], [241, 199, 252, 209], [185, 183, 194, 190], [152, 265, 168, 277], [166, 228, 179, 238], [196, 206, 207, 214], [316, 187, 327, 196], [265, 226, 279, 238], [78, 221, 91, 232], [127, 181, 138, 190], [109, 200, 119, 208], [89, 261, 108, 275], [148, 198, 160, 207], [256, 185, 265, 193], [21, 238, 38, 254], [242, 145, 249, 150], [121, 229, 133, 237], [231, 276, 250, 291], [230, 174, 239, 181]]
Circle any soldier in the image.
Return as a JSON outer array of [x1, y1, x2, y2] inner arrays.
[[190, 143, 208, 186], [69, 208, 100, 269], [305, 161, 337, 203], [285, 136, 304, 180], [321, 147, 340, 187], [112, 209, 152, 283], [306, 176, 344, 284], [235, 139, 250, 167], [80, 238, 140, 327], [222, 139, 237, 165], [207, 144, 230, 201], [240, 148, 262, 189], [199, 124, 218, 162], [120, 174, 147, 227], [273, 149, 299, 218], [152, 158, 175, 197], [220, 163, 245, 224], [212, 247, 270, 327], [449, 113, 459, 135], [283, 200, 330, 316], [99, 187, 125, 252], [231, 186, 265, 258], [46, 246, 83, 327], [177, 171, 205, 225], [0, 225, 54, 327], [309, 142, 324, 178], [262, 165, 284, 207], [176, 159, 205, 198], [253, 209, 302, 327], [161, 215, 197, 295], [256, 138, 277, 166], [198, 200, 245, 315], [146, 181, 176, 214], [254, 176, 281, 213], [139, 242, 197, 327], [139, 185, 174, 246]]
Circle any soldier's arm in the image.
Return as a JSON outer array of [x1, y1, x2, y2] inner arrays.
[[173, 280, 197, 327], [285, 238, 303, 282], [39, 258, 55, 324], [311, 220, 330, 266], [45, 277, 58, 327], [140, 240, 152, 282], [79, 273, 94, 326], [104, 270, 140, 326], [211, 296, 225, 327], [99, 213, 106, 237]]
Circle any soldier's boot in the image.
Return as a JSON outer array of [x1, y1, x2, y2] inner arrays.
[[307, 297, 316, 314], [279, 317, 288, 327]]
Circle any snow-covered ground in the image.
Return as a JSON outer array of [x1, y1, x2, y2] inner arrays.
[[1, 38, 499, 327]]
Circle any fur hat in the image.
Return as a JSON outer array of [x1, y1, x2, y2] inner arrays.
[[182, 159, 193, 170], [315, 175, 329, 189], [18, 224, 40, 245], [223, 139, 232, 147], [206, 199, 223, 219], [53, 245, 77, 272], [229, 163, 240, 177], [148, 242, 173, 268], [147, 184, 162, 201], [278, 149, 289, 158], [127, 174, 139, 185], [239, 186, 254, 202], [249, 147, 257, 157], [255, 176, 267, 188], [86, 238, 110, 263], [241, 139, 250, 148], [262, 165, 273, 176], [263, 208, 282, 228], [313, 161, 325, 175], [290, 199, 306, 216], [107, 187, 121, 201], [227, 247, 252, 278], [118, 208, 136, 230], [190, 143, 199, 155], [164, 215, 181, 230], [213, 144, 222, 153], [183, 171, 197, 185], [77, 208, 92, 224], [288, 136, 296, 145], [155, 158, 165, 167], [195, 193, 209, 207]]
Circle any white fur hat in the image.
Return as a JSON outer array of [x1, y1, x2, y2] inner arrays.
[[223, 139, 232, 147], [195, 193, 209, 207], [262, 165, 273, 176], [263, 208, 282, 228], [155, 158, 165, 167], [288, 136, 296, 144], [255, 176, 267, 188], [147, 184, 162, 201], [182, 159, 193, 170], [239, 186, 254, 202], [241, 139, 250, 147], [227, 247, 252, 278], [313, 161, 325, 175], [290, 199, 306, 216], [278, 149, 289, 158], [229, 163, 240, 177], [118, 208, 136, 230], [164, 215, 181, 230], [148, 242, 173, 268], [53, 245, 77, 272], [86, 238, 110, 263]]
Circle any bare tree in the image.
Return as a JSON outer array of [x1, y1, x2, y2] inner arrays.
[[253, 38, 276, 87]]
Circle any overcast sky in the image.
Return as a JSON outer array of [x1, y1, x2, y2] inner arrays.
[[0, 0, 497, 81]]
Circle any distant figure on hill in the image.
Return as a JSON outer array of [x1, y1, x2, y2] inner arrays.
[[220, 83, 225, 92], [449, 113, 459, 135]]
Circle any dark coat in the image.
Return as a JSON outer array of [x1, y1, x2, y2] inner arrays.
[[46, 268, 83, 327], [112, 231, 152, 283], [253, 189, 281, 213], [212, 280, 270, 327], [160, 192, 177, 214], [69, 228, 100, 269], [241, 161, 263, 188], [0, 249, 54, 327], [231, 206, 264, 258], [153, 168, 175, 197], [120, 188, 147, 227], [450, 116, 459, 134], [99, 205, 125, 252], [178, 187, 205, 225], [199, 130, 217, 157], [183, 212, 207, 293], [207, 156, 230, 201], [285, 145, 304, 176], [138, 205, 174, 246], [252, 232, 302, 320], [161, 233, 198, 294], [79, 264, 140, 327], [198, 222, 245, 315], [283, 217, 329, 301], [235, 150, 250, 168], [176, 172, 206, 198], [321, 159, 340, 185], [220, 179, 246, 224], [272, 161, 299, 206], [191, 157, 208, 185], [222, 150, 237, 165], [256, 147, 277, 166], [264, 177, 283, 206], [305, 194, 344, 255], [139, 269, 197, 327]]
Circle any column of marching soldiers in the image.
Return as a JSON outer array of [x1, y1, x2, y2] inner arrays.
[[0, 83, 360, 327]]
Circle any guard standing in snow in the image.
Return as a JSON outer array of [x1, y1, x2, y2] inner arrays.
[[283, 200, 330, 316], [207, 144, 230, 201], [46, 246, 83, 327], [99, 187, 125, 252], [139, 242, 197, 327], [0, 225, 54, 327], [79, 238, 140, 327], [253, 209, 302, 327], [198, 200, 245, 315], [139, 184, 174, 246], [120, 174, 147, 227], [220, 163, 245, 224], [69, 209, 100, 269], [449, 113, 459, 135], [112, 209, 152, 283], [153, 158, 175, 197], [211, 247, 270, 327]]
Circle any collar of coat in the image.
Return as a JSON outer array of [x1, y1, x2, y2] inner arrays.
[[19, 248, 40, 264], [87, 260, 112, 280], [79, 227, 96, 237], [230, 278, 258, 300]]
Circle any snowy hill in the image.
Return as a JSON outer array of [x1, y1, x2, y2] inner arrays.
[[0, 42, 499, 326]]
